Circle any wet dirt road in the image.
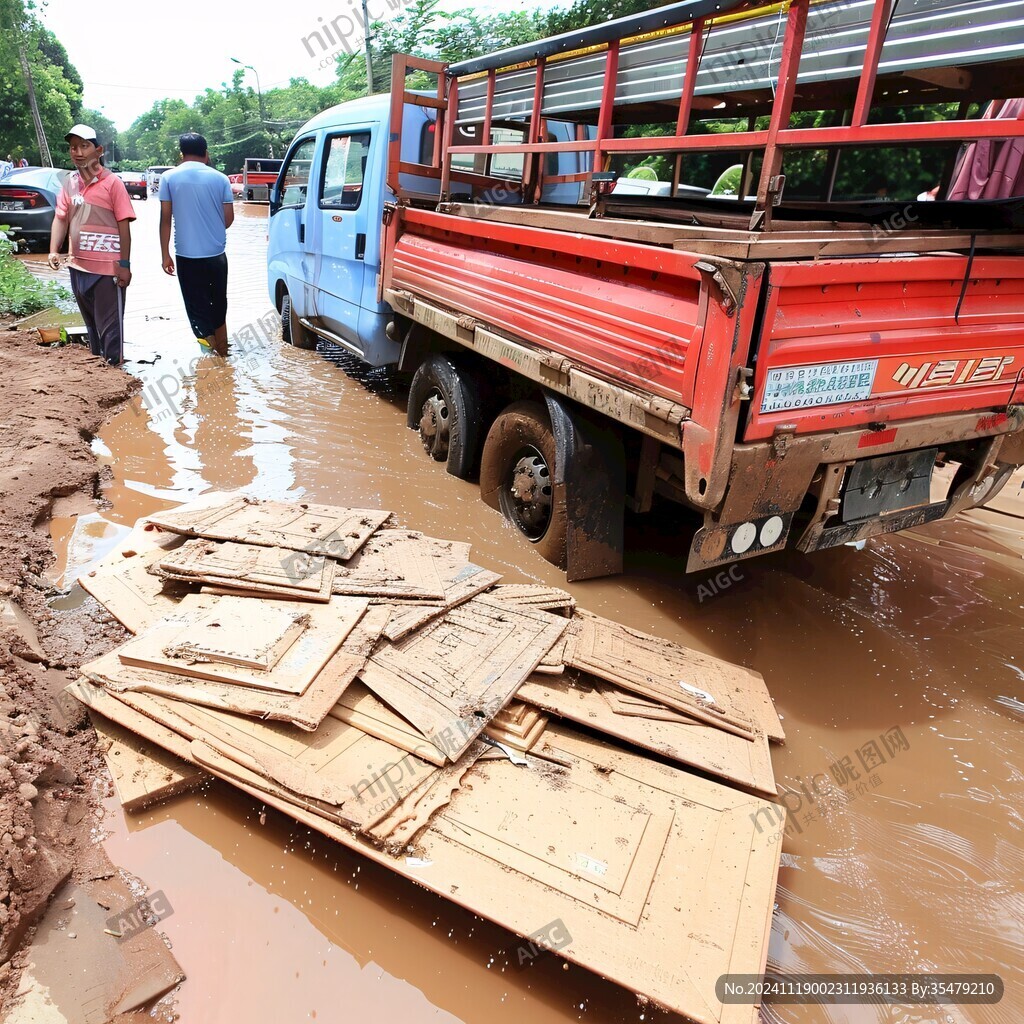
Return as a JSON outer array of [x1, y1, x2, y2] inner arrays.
[[35, 196, 1023, 1024]]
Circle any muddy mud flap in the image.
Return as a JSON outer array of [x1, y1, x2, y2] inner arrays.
[[840, 448, 936, 522], [543, 394, 625, 581]]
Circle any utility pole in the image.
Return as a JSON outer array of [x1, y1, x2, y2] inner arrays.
[[230, 57, 274, 158], [2, 0, 52, 166], [362, 0, 375, 95], [16, 42, 51, 166]]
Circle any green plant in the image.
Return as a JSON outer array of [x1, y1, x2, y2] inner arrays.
[[0, 227, 71, 316], [626, 165, 658, 180]]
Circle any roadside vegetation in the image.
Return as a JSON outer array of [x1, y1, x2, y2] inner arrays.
[[0, 227, 69, 316]]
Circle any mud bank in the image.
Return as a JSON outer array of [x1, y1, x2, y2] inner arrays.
[[0, 327, 180, 1015]]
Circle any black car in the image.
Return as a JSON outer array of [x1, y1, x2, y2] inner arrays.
[[0, 167, 70, 252]]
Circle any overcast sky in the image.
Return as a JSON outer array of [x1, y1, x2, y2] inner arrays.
[[41, 0, 552, 130]]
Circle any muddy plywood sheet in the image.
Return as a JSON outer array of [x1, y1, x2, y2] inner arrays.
[[329, 682, 447, 766], [605, 688, 699, 722], [488, 584, 576, 615], [186, 739, 425, 833], [118, 594, 367, 695], [146, 496, 391, 559], [570, 610, 784, 742], [424, 725, 782, 1024], [142, 715, 780, 1024], [113, 687, 436, 814], [155, 537, 335, 601], [483, 704, 548, 752], [83, 643, 364, 732], [330, 530, 446, 600], [360, 597, 568, 761], [381, 563, 502, 642], [79, 523, 190, 634], [162, 601, 310, 671], [518, 676, 777, 797], [367, 741, 489, 852], [90, 711, 206, 812], [483, 711, 547, 753]]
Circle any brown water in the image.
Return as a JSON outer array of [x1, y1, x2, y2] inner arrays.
[[40, 198, 1023, 1024]]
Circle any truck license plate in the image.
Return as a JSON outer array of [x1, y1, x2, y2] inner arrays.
[[761, 359, 878, 413]]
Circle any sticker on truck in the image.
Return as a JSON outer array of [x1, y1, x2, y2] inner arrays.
[[760, 359, 878, 413]]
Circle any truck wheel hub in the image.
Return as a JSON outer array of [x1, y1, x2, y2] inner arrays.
[[419, 391, 449, 458], [507, 451, 551, 537]]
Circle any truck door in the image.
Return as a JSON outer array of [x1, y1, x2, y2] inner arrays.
[[308, 130, 372, 352], [267, 135, 317, 319]]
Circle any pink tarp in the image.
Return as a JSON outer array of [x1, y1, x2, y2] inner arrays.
[[947, 98, 1024, 200]]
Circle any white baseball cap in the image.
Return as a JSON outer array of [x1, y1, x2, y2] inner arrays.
[[64, 124, 98, 142]]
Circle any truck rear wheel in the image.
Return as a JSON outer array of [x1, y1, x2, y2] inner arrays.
[[480, 401, 568, 568], [406, 355, 481, 479], [280, 292, 316, 350]]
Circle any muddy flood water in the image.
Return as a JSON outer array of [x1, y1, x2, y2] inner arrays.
[[33, 198, 1024, 1024]]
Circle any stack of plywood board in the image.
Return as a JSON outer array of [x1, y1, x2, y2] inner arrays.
[[71, 493, 787, 1024]]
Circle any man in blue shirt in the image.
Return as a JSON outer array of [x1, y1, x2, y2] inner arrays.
[[159, 133, 235, 355]]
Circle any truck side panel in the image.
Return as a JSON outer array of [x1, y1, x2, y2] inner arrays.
[[387, 208, 706, 406], [746, 256, 1024, 441]]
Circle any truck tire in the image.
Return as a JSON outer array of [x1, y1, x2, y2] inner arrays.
[[407, 355, 481, 479], [479, 401, 568, 568], [280, 292, 316, 350]]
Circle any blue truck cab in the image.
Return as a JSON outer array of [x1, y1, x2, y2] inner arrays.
[[267, 94, 592, 366]]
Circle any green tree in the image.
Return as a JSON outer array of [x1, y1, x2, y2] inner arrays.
[[0, 0, 82, 163]]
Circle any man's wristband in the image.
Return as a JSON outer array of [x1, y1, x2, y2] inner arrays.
[[117, 259, 131, 269]]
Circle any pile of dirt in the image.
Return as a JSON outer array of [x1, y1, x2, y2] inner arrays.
[[0, 327, 138, 997]]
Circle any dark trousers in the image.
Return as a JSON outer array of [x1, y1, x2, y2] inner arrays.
[[69, 269, 125, 366], [176, 253, 228, 340]]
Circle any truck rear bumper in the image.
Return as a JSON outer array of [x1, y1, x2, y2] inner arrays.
[[686, 406, 1024, 571]]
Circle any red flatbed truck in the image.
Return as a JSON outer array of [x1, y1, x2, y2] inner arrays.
[[243, 158, 284, 202], [370, 0, 1024, 580]]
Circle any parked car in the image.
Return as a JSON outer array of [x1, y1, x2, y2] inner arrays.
[[228, 173, 244, 199], [0, 166, 70, 251], [118, 171, 147, 200], [146, 165, 173, 195]]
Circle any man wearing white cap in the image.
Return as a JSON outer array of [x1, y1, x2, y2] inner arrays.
[[48, 124, 136, 366]]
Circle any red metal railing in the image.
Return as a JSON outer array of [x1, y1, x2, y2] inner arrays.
[[393, 0, 1024, 228]]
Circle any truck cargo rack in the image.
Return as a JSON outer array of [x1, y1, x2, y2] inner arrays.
[[388, 0, 1024, 236]]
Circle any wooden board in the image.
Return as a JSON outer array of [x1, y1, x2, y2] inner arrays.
[[360, 596, 568, 762], [146, 495, 392, 560], [154, 537, 335, 602], [569, 610, 785, 743], [329, 682, 448, 767], [88, 700, 781, 1024], [112, 687, 437, 813], [69, 681, 426, 834], [117, 594, 367, 695], [161, 601, 310, 671], [518, 676, 778, 798], [330, 530, 446, 600], [482, 709, 548, 753], [82, 642, 364, 732], [366, 743, 489, 853], [90, 712, 206, 812], [381, 563, 502, 642], [78, 524, 190, 634], [605, 689, 699, 723], [488, 584, 575, 615]]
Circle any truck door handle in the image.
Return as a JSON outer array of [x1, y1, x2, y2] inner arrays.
[[355, 233, 366, 260], [299, 220, 305, 245]]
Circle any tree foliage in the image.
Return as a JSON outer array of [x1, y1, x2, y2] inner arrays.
[[0, 0, 82, 163]]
